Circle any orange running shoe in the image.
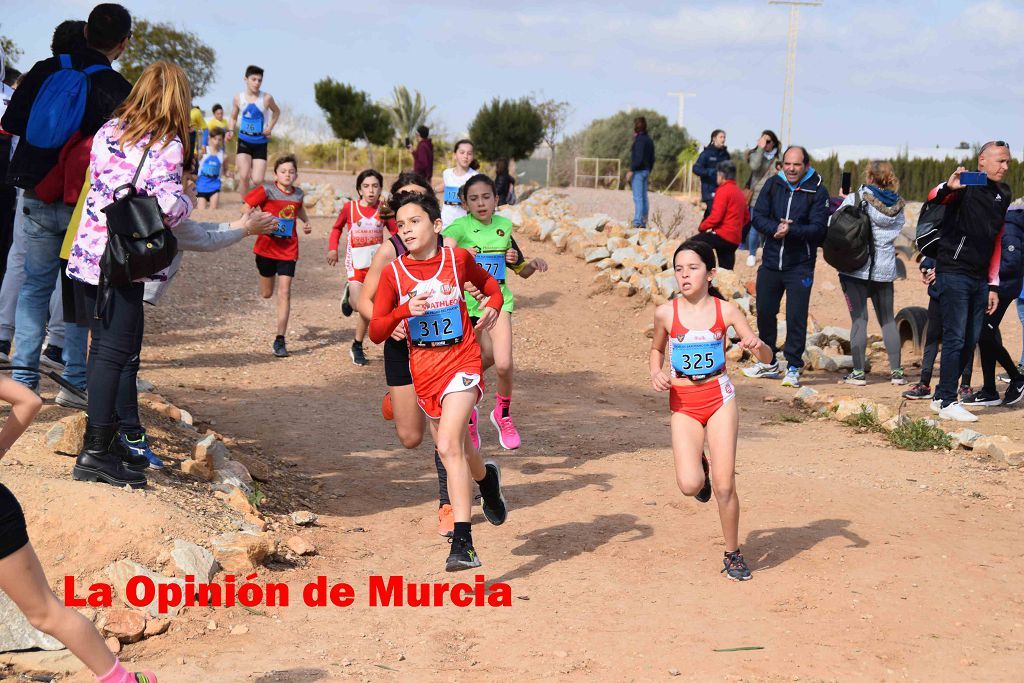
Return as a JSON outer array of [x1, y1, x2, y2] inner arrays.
[[381, 392, 394, 421], [437, 504, 454, 537]]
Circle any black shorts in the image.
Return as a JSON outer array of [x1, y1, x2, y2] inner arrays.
[[237, 139, 268, 160], [0, 483, 29, 561], [196, 190, 220, 200], [383, 337, 412, 387], [255, 255, 296, 278]]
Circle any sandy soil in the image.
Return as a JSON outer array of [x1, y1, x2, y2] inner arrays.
[[5, 183, 1024, 682]]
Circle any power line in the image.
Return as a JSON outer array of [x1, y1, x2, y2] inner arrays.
[[769, 0, 822, 146]]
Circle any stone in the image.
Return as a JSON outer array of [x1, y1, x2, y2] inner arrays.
[[972, 435, 1024, 465], [171, 539, 219, 582], [231, 451, 271, 482], [726, 344, 746, 362], [821, 326, 852, 344], [613, 282, 636, 297], [584, 247, 610, 263], [881, 414, 911, 433], [0, 650, 84, 676], [194, 434, 229, 467], [222, 488, 259, 517], [550, 229, 570, 250], [645, 252, 668, 270], [107, 560, 187, 618], [97, 609, 147, 644], [610, 247, 641, 265], [291, 511, 318, 526], [776, 320, 787, 342], [950, 428, 984, 449], [143, 619, 170, 638], [136, 377, 156, 393], [230, 625, 250, 635], [606, 236, 630, 252], [712, 269, 744, 299], [577, 214, 613, 232], [46, 413, 88, 454], [806, 332, 826, 348], [105, 636, 121, 654], [832, 399, 893, 423], [595, 258, 615, 270], [0, 591, 64, 652], [830, 354, 855, 370], [213, 459, 254, 496], [537, 219, 558, 241], [181, 458, 214, 481], [655, 273, 676, 299], [210, 532, 272, 573], [286, 535, 317, 556]]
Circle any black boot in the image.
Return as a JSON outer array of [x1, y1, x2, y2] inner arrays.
[[109, 430, 152, 471], [73, 424, 147, 488]]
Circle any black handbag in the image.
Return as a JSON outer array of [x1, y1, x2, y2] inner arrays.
[[99, 148, 178, 289]]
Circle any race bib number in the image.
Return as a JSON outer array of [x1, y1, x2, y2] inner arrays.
[[443, 186, 460, 204], [271, 217, 294, 239], [409, 304, 464, 347], [474, 252, 506, 282], [670, 338, 726, 378]]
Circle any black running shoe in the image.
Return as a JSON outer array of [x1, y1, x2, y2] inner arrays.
[[341, 286, 353, 317], [696, 453, 712, 503], [445, 536, 482, 572], [962, 388, 1002, 407], [0, 338, 10, 360], [40, 344, 65, 371], [350, 342, 368, 366], [721, 549, 752, 581], [273, 336, 289, 358], [480, 460, 508, 525], [902, 383, 931, 400], [1004, 379, 1024, 406]]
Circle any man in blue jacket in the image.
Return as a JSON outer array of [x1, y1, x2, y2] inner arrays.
[[625, 116, 655, 228], [742, 146, 830, 387]]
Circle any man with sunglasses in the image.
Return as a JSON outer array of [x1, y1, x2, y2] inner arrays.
[[926, 140, 1013, 422]]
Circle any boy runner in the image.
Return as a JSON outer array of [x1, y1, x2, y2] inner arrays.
[[228, 65, 280, 197]]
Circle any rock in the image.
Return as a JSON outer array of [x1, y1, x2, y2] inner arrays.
[[46, 413, 88, 454], [213, 459, 254, 496], [537, 219, 558, 241], [230, 625, 249, 635], [776, 320, 787, 342], [291, 511, 318, 526], [0, 650, 84, 676], [613, 282, 636, 298], [577, 214, 613, 232], [0, 591, 64, 652], [821, 326, 852, 344], [950, 428, 984, 449], [655, 273, 676, 299], [210, 532, 272, 573], [143, 619, 170, 638], [792, 386, 819, 404], [726, 344, 746, 362], [806, 332, 826, 348], [171, 539, 219, 582], [610, 247, 641, 265], [606, 236, 630, 252], [584, 247, 610, 263], [712, 269, 744, 299], [222, 488, 259, 517], [745, 279, 757, 296], [286, 535, 317, 556], [595, 258, 615, 270], [550, 229, 570, 250], [182, 458, 214, 481], [830, 354, 855, 370], [105, 636, 121, 654], [832, 399, 893, 423], [107, 560, 187, 618], [194, 434, 229, 467], [972, 435, 1024, 465], [645, 252, 668, 270], [231, 451, 271, 482], [881, 414, 911, 433], [97, 609, 147, 644], [136, 377, 156, 393]]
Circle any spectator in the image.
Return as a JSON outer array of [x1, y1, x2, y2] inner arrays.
[[625, 116, 655, 228], [67, 60, 195, 488], [742, 145, 830, 388], [0, 4, 132, 399], [835, 161, 907, 386], [0, 47, 17, 287], [693, 129, 730, 219], [693, 159, 748, 269], [927, 141, 1012, 422], [743, 129, 780, 266], [50, 19, 87, 54], [494, 158, 516, 206], [409, 125, 433, 181]]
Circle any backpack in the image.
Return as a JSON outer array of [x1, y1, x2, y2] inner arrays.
[[823, 190, 873, 274], [914, 200, 947, 258], [25, 54, 111, 150]]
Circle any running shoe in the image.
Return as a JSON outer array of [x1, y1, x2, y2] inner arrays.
[[437, 504, 454, 538], [890, 368, 908, 385], [930, 398, 943, 414], [445, 536, 482, 572], [938, 402, 979, 422], [721, 549, 752, 581], [958, 386, 973, 403], [1001, 365, 1024, 384], [118, 430, 164, 470], [781, 367, 801, 388], [381, 392, 394, 421], [468, 408, 481, 450], [1004, 378, 1024, 406], [273, 336, 288, 358], [55, 387, 87, 410], [40, 344, 64, 371], [490, 406, 522, 450], [961, 389, 1002, 407], [842, 370, 867, 386], [696, 453, 712, 503], [745, 254, 756, 268], [902, 383, 931, 400], [0, 338, 10, 362], [131, 673, 158, 683], [742, 361, 781, 379], [341, 286, 353, 317], [480, 460, 508, 525], [350, 341, 368, 366]]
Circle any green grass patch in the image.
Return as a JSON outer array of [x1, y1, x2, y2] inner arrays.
[[887, 418, 953, 451], [842, 406, 883, 431], [247, 481, 266, 508], [780, 414, 804, 423]]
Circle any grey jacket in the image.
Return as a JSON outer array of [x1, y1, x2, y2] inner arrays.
[[144, 221, 245, 305], [745, 146, 778, 208], [837, 186, 906, 282]]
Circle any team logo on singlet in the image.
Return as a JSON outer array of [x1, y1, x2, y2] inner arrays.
[[496, 229, 505, 237], [676, 335, 685, 342], [279, 205, 296, 220], [462, 377, 473, 387], [714, 331, 723, 340], [441, 283, 456, 296]]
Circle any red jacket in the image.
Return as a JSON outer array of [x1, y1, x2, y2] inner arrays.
[[34, 131, 92, 205], [699, 179, 748, 245]]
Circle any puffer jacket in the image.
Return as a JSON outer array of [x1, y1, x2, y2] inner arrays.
[[998, 206, 1024, 299], [693, 144, 731, 202], [839, 186, 906, 282], [752, 168, 831, 271]]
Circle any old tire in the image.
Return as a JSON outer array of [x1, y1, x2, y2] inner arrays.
[[895, 305, 929, 353]]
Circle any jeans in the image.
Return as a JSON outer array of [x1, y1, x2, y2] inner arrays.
[[755, 262, 815, 369], [0, 194, 64, 344], [746, 220, 762, 254], [935, 272, 988, 405], [978, 294, 1022, 393], [78, 282, 145, 431], [631, 170, 649, 227], [920, 295, 974, 388], [839, 275, 900, 372], [12, 195, 75, 389]]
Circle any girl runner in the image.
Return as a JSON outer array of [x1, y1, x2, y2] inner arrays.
[[0, 376, 158, 682], [369, 192, 508, 571], [440, 139, 477, 227], [328, 169, 395, 366], [649, 239, 772, 581], [443, 174, 548, 450]]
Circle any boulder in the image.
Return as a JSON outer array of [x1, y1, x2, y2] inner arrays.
[[712, 269, 744, 299], [832, 399, 893, 423], [538, 219, 558, 241], [584, 247, 611, 263], [291, 511, 318, 526], [194, 434, 229, 467], [181, 458, 214, 481], [950, 428, 984, 449], [210, 532, 272, 573], [606, 236, 630, 252], [0, 591, 64, 653], [213, 459, 254, 496], [821, 326, 852, 344], [97, 609, 147, 644], [230, 451, 271, 482], [577, 214, 613, 232], [46, 413, 88, 454], [645, 252, 668, 270], [551, 229, 570, 251], [610, 247, 641, 265], [107, 560, 186, 618], [286, 535, 317, 556], [972, 435, 1024, 465], [171, 539, 219, 582], [595, 258, 615, 270], [655, 273, 676, 299], [220, 488, 259, 517]]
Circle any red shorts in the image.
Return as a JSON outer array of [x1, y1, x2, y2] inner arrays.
[[417, 370, 484, 420], [347, 267, 369, 284], [670, 375, 735, 425]]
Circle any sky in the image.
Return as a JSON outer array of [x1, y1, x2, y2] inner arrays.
[[3, 0, 1023, 153]]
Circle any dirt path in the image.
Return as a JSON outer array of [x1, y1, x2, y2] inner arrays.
[[111, 191, 1024, 681]]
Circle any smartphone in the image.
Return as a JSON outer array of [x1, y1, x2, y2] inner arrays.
[[841, 172, 852, 194], [404, 137, 411, 147], [960, 171, 988, 186]]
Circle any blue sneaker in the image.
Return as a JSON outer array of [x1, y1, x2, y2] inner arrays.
[[118, 430, 164, 469]]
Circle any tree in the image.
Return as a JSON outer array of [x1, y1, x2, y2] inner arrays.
[[581, 109, 690, 188], [469, 97, 544, 162], [1, 31, 22, 72], [313, 78, 394, 147], [530, 95, 571, 185], [386, 86, 434, 142], [117, 20, 216, 97]]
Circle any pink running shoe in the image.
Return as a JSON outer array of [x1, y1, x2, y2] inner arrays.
[[490, 405, 521, 450], [468, 408, 481, 450]]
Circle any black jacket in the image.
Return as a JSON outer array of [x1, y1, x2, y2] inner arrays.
[[752, 169, 830, 272], [2, 49, 132, 189], [929, 179, 1011, 286], [630, 132, 655, 173], [997, 207, 1024, 298]]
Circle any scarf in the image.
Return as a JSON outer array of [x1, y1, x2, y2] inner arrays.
[[865, 184, 900, 207], [777, 166, 815, 191]]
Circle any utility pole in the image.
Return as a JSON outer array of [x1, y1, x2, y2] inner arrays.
[[666, 91, 696, 129], [769, 0, 822, 146]]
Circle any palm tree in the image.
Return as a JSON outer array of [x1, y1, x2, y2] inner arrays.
[[386, 86, 435, 143]]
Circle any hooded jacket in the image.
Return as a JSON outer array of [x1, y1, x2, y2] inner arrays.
[[928, 179, 1011, 289], [692, 144, 730, 202], [837, 185, 906, 282], [997, 206, 1024, 299], [752, 168, 831, 271]]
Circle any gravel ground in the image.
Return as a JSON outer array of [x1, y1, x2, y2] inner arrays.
[[549, 186, 702, 237]]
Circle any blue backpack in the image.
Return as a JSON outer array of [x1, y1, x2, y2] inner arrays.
[[25, 54, 111, 150]]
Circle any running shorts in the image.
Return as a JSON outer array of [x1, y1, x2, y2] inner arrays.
[[418, 371, 483, 420], [196, 190, 219, 200], [237, 139, 268, 161], [670, 375, 735, 426], [384, 337, 413, 387], [347, 267, 369, 284], [0, 483, 29, 561], [255, 255, 296, 278]]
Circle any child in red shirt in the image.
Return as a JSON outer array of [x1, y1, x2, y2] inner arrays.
[[243, 154, 310, 357], [370, 192, 508, 572]]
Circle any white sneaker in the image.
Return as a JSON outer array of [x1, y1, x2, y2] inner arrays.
[[745, 254, 756, 267], [55, 387, 87, 411], [742, 362, 781, 379], [938, 403, 979, 422], [781, 367, 801, 388], [929, 399, 943, 414]]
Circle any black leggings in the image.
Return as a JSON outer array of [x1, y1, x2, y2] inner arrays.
[[690, 231, 737, 270], [78, 282, 145, 431], [979, 294, 1023, 392]]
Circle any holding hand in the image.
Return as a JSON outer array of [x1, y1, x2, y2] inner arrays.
[[947, 166, 967, 190], [326, 249, 339, 266], [406, 292, 429, 317], [505, 248, 520, 265], [390, 325, 407, 342], [922, 268, 936, 286], [301, 220, 312, 235], [739, 335, 762, 351], [474, 307, 499, 331], [774, 219, 791, 239], [527, 257, 549, 273], [650, 369, 672, 392], [237, 210, 276, 236]]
